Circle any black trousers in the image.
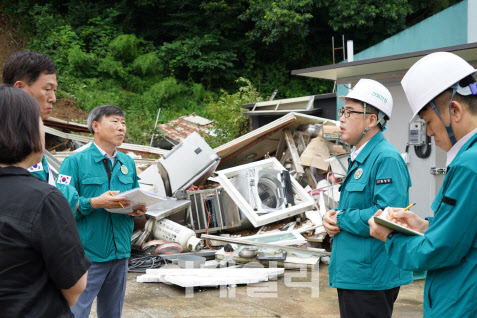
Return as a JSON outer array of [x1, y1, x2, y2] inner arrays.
[[337, 287, 400, 318]]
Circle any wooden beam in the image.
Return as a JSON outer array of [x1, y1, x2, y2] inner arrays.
[[275, 131, 286, 161], [284, 130, 304, 175]]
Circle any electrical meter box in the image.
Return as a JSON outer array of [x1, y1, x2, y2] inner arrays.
[[408, 120, 427, 145]]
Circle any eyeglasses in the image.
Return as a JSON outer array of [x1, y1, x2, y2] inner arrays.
[[338, 109, 366, 118]]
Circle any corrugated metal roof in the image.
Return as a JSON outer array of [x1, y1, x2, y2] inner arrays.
[[44, 116, 89, 132], [157, 114, 214, 143]]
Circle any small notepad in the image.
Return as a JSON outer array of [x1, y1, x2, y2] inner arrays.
[[374, 207, 424, 236], [106, 188, 166, 214]]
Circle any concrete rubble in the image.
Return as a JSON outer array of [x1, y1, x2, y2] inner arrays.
[[44, 108, 349, 290]]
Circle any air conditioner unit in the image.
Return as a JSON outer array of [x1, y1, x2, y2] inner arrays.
[[186, 187, 251, 233]]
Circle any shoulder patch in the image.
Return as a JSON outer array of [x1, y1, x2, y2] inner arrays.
[[57, 174, 72, 185], [376, 178, 392, 185], [28, 162, 43, 172]]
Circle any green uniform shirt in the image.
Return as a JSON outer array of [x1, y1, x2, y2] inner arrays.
[[386, 132, 477, 317], [329, 132, 413, 290], [56, 143, 139, 262]]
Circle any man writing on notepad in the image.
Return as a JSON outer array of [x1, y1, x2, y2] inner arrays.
[[369, 52, 477, 317], [322, 79, 413, 318], [56, 104, 146, 318]]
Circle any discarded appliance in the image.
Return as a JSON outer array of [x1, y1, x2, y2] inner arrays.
[[230, 167, 295, 214], [216, 158, 315, 227], [186, 186, 251, 233], [153, 218, 202, 252], [326, 154, 349, 178], [242, 93, 337, 130], [138, 164, 167, 196], [158, 132, 220, 197], [146, 199, 191, 220]]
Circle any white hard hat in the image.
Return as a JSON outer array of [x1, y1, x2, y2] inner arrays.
[[401, 52, 476, 121], [339, 79, 393, 119]]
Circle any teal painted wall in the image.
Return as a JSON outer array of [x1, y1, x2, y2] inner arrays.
[[353, 0, 468, 61], [336, 1, 469, 118]]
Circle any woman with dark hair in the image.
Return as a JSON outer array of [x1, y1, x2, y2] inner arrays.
[[0, 86, 91, 317]]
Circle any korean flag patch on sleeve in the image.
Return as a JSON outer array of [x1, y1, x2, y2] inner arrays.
[[57, 174, 72, 185], [27, 162, 43, 172]]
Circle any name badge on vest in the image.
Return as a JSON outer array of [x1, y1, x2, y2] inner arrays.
[[121, 165, 128, 175], [376, 178, 393, 185], [28, 162, 43, 172]]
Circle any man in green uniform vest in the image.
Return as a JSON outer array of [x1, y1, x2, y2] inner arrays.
[[56, 105, 146, 318], [323, 79, 413, 318], [369, 52, 477, 317]]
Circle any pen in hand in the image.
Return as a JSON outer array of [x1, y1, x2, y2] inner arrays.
[[109, 190, 125, 208], [391, 203, 415, 219]]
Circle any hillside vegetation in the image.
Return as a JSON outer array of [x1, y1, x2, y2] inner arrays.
[[1, 0, 458, 147]]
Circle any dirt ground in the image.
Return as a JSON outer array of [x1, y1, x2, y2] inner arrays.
[[88, 264, 425, 318], [0, 15, 88, 123], [0, 14, 27, 80], [51, 97, 88, 123]]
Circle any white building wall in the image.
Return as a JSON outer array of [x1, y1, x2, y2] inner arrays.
[[381, 82, 446, 218], [468, 0, 477, 43]]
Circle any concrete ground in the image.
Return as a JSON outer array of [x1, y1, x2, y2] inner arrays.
[[89, 264, 425, 318]]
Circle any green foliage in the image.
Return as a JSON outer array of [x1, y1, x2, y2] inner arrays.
[[131, 52, 162, 76], [67, 46, 99, 78], [239, 0, 315, 44], [204, 78, 262, 148], [159, 34, 237, 87], [78, 10, 121, 57], [325, 0, 413, 35], [1, 0, 458, 146], [109, 34, 141, 63]]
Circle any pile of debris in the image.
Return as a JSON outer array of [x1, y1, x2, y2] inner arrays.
[[45, 112, 349, 290]]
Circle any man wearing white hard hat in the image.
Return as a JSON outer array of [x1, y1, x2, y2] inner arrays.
[[323, 79, 413, 318], [369, 52, 477, 317]]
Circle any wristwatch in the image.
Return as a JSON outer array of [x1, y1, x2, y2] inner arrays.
[[387, 231, 397, 240]]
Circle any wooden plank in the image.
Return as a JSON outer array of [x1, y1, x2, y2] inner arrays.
[[284, 130, 304, 175], [305, 167, 318, 188], [280, 149, 290, 165], [293, 131, 307, 156]]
